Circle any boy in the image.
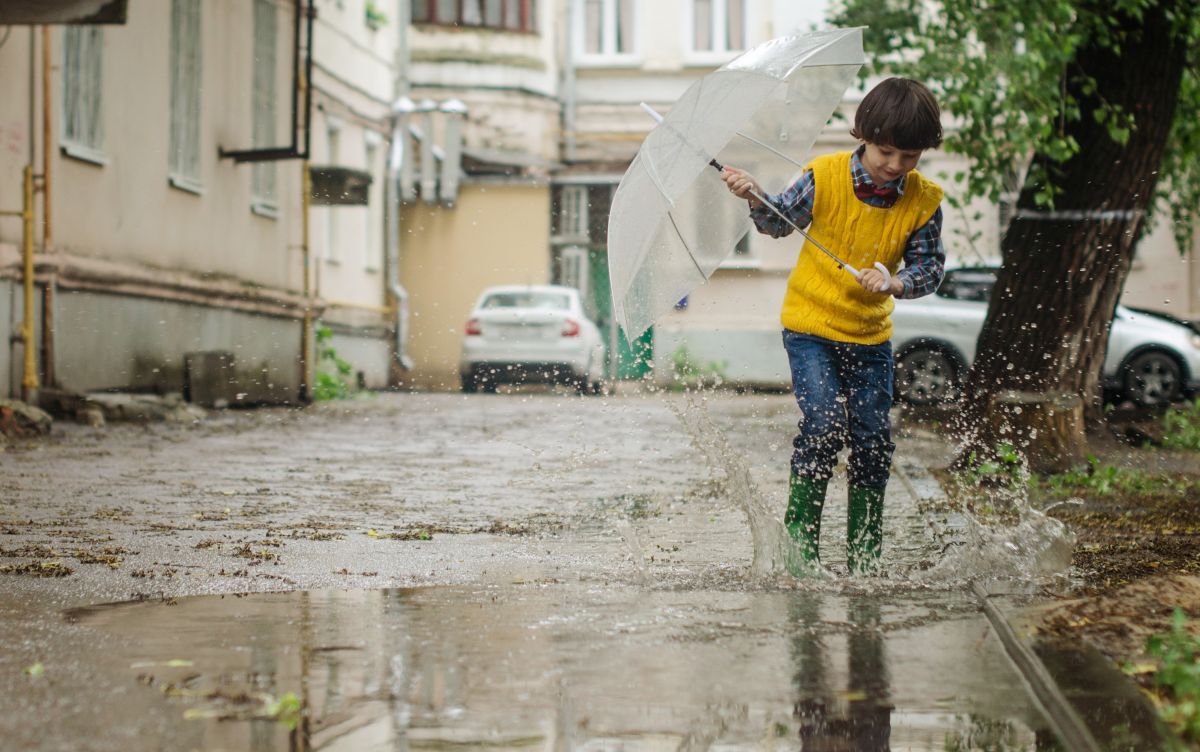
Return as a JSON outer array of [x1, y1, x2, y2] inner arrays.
[[721, 77, 945, 576]]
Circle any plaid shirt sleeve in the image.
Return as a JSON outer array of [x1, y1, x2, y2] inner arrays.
[[894, 206, 945, 299], [748, 170, 815, 238]]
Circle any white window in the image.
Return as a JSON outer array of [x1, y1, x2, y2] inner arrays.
[[688, 0, 744, 57], [324, 122, 341, 262], [364, 136, 380, 271], [61, 26, 105, 163], [169, 0, 203, 192], [578, 0, 636, 62], [251, 0, 278, 213], [559, 185, 588, 241]]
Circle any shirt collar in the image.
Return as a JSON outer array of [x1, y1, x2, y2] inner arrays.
[[852, 144, 906, 196]]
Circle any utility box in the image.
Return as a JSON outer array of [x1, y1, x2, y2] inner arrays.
[[183, 351, 235, 408]]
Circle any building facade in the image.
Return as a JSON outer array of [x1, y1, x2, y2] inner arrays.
[[0, 0, 402, 404]]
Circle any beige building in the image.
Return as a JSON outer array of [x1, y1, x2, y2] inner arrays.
[[393, 0, 561, 390], [0, 0, 402, 403]]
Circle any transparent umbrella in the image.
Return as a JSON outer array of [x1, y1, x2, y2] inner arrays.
[[607, 28, 867, 339]]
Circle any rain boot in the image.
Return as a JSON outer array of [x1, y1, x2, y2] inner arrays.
[[784, 474, 827, 576], [847, 485, 885, 576]]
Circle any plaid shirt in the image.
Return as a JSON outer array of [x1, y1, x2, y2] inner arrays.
[[749, 146, 945, 299]]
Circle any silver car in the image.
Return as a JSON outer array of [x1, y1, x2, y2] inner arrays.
[[892, 267, 1200, 406], [460, 284, 606, 394]]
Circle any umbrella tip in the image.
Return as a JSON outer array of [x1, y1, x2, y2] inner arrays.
[[639, 102, 664, 124]]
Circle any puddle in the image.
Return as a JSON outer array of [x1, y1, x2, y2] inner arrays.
[[67, 584, 1059, 751]]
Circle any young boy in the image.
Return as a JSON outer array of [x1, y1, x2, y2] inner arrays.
[[721, 77, 945, 576]]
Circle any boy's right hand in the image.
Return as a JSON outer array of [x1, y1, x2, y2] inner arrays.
[[721, 166, 764, 209]]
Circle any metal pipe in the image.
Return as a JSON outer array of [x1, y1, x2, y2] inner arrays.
[[21, 165, 38, 402], [300, 161, 313, 403], [386, 0, 414, 375], [41, 25, 55, 388], [40, 26, 51, 249]]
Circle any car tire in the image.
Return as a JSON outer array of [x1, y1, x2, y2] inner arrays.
[[460, 370, 479, 393], [1122, 350, 1183, 406], [896, 345, 961, 405]]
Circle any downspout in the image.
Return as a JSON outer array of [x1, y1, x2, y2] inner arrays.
[[300, 160, 313, 402], [41, 25, 55, 389], [387, 0, 414, 374]]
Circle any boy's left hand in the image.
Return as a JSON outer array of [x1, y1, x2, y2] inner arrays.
[[855, 268, 903, 296]]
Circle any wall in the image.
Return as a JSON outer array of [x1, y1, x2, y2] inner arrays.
[[400, 182, 551, 389]]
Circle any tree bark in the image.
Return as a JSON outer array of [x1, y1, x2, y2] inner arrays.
[[955, 0, 1190, 467]]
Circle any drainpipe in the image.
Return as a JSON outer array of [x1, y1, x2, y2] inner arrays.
[[387, 97, 414, 372], [20, 165, 37, 403], [299, 160, 313, 402], [40, 25, 55, 389], [438, 99, 466, 206], [387, 0, 414, 374], [562, 0, 577, 163]]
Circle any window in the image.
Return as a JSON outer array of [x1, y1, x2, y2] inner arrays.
[[413, 0, 537, 31], [690, 0, 744, 55], [558, 185, 588, 241], [169, 0, 203, 192], [364, 137, 380, 270], [324, 122, 341, 261], [581, 0, 635, 58], [61, 26, 105, 163], [251, 0, 278, 213]]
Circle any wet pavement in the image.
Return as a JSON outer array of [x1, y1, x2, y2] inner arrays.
[[0, 391, 1157, 749]]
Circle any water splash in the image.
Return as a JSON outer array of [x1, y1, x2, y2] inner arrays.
[[666, 391, 787, 578]]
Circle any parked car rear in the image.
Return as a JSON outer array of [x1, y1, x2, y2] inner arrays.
[[460, 285, 606, 394], [891, 267, 1200, 406]]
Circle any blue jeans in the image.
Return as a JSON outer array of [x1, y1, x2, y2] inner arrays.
[[782, 330, 895, 489]]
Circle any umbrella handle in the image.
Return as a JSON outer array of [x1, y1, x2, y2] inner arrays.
[[842, 261, 892, 288]]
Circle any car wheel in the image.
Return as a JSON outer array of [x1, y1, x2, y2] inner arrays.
[[1122, 350, 1182, 406], [460, 370, 479, 393], [896, 346, 961, 405]]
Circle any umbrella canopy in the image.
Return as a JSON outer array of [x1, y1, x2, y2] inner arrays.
[[607, 28, 866, 339]]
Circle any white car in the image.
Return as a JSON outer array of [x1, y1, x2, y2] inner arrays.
[[460, 285, 606, 394], [892, 267, 1200, 406]]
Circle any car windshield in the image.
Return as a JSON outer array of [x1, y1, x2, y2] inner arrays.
[[480, 291, 571, 310], [937, 269, 997, 302]]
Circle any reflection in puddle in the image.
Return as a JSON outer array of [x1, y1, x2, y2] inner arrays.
[[68, 585, 1051, 750]]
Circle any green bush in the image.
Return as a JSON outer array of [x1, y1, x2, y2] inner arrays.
[[669, 344, 727, 391], [1146, 609, 1200, 744], [1162, 399, 1200, 451], [313, 325, 355, 401]]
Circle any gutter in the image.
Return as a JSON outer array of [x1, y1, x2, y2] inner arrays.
[[388, 0, 414, 372]]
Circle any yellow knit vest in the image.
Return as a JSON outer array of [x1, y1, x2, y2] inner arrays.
[[779, 151, 944, 345]]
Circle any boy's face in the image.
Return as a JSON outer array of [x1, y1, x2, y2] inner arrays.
[[861, 142, 923, 185]]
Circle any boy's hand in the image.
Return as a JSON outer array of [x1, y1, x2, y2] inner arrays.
[[856, 267, 903, 296], [720, 166, 764, 209]]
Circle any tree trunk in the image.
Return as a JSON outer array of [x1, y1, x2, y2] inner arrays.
[[955, 0, 1190, 468]]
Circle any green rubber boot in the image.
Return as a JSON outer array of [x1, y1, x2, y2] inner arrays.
[[784, 474, 828, 575], [847, 485, 885, 576]]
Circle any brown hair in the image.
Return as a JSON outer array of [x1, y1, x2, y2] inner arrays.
[[850, 77, 943, 150]]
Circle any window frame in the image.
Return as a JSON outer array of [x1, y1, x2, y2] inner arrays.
[[60, 26, 107, 165], [682, 0, 746, 65], [576, 0, 639, 66], [168, 0, 204, 194], [412, 0, 538, 32], [363, 132, 382, 272], [323, 120, 342, 263], [250, 0, 279, 217]]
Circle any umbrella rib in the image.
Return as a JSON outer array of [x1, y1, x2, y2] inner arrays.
[[666, 210, 708, 278], [733, 131, 804, 169]]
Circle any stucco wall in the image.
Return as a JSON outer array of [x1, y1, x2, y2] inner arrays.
[[54, 290, 301, 400], [399, 182, 551, 389], [0, 1, 304, 291]]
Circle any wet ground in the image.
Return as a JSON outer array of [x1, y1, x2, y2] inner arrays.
[[0, 391, 1168, 749]]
